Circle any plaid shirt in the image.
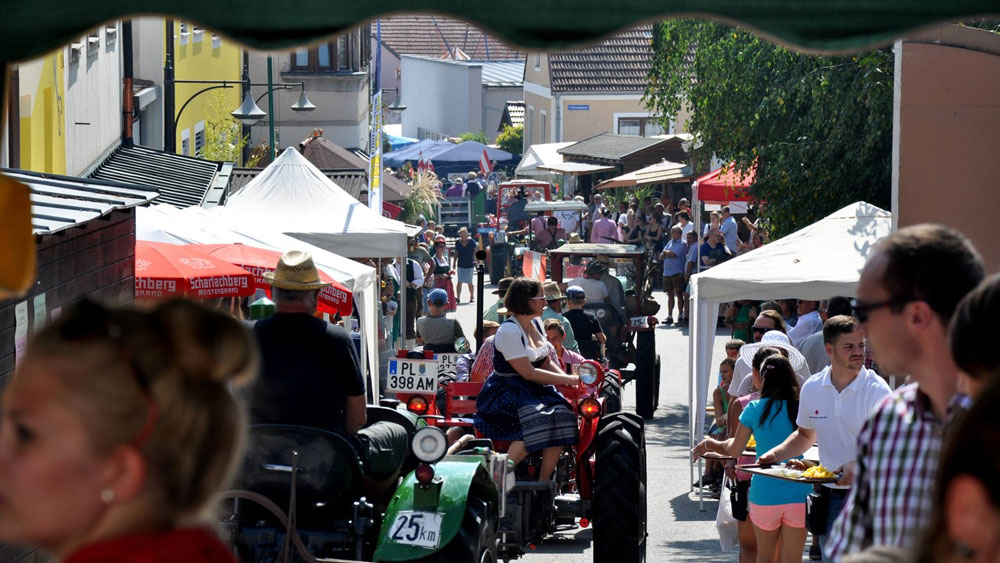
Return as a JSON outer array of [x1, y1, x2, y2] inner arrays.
[[825, 383, 970, 560]]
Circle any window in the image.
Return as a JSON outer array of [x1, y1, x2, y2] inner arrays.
[[87, 29, 101, 57], [211, 33, 222, 49], [194, 122, 206, 157], [534, 53, 541, 70], [540, 110, 547, 143], [178, 22, 190, 45], [180, 129, 191, 156], [192, 24, 205, 43], [617, 117, 667, 137], [290, 36, 354, 72]]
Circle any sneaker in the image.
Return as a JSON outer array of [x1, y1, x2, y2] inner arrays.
[[663, 317, 673, 325], [809, 543, 822, 560], [677, 317, 689, 326]]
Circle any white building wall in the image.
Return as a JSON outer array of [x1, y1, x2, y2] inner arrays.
[[483, 85, 522, 142], [400, 55, 482, 140], [64, 22, 123, 175]]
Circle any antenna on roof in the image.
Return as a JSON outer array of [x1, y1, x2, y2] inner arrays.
[[430, 16, 454, 59]]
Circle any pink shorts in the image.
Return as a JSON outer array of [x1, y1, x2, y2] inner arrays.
[[748, 501, 805, 531]]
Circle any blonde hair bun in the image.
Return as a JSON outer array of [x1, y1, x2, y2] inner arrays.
[[154, 300, 257, 388]]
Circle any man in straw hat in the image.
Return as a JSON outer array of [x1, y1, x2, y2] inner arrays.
[[249, 251, 411, 482], [541, 281, 579, 353], [250, 250, 367, 435]]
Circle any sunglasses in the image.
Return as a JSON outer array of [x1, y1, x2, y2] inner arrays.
[[751, 326, 769, 336], [850, 297, 915, 323]]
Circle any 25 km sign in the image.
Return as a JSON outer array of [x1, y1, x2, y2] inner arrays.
[[386, 358, 438, 394], [387, 511, 444, 549]]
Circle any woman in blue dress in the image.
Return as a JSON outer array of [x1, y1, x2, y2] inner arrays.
[[692, 354, 811, 563], [474, 277, 580, 482]]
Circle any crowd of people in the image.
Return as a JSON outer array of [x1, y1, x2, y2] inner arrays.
[[693, 224, 1000, 563]]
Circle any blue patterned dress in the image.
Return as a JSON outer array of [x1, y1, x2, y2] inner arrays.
[[474, 318, 578, 451]]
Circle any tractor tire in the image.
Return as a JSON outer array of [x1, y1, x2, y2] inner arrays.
[[414, 489, 497, 563], [634, 331, 657, 419], [600, 373, 622, 415], [593, 414, 646, 563]]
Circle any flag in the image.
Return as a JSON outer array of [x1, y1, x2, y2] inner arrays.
[[417, 151, 425, 173], [522, 251, 547, 282], [479, 148, 493, 175], [382, 200, 403, 219]]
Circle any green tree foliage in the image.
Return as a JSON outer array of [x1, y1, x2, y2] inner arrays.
[[496, 124, 524, 154], [201, 91, 250, 164], [645, 20, 893, 237], [458, 130, 489, 144]]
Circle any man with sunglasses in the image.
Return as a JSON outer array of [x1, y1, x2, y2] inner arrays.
[[825, 225, 984, 561]]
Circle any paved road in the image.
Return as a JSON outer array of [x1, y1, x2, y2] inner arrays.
[[451, 285, 738, 562]]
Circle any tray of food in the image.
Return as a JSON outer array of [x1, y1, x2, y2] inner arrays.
[[737, 461, 840, 484]]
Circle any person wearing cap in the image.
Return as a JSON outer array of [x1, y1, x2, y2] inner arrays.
[[567, 260, 610, 304], [540, 281, 579, 353], [563, 286, 606, 360], [416, 288, 465, 353], [484, 277, 513, 323]]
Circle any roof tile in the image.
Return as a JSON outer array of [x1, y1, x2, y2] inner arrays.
[[375, 15, 525, 60], [549, 25, 653, 92]]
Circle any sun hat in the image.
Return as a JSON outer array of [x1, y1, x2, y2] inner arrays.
[[427, 288, 448, 305], [739, 330, 808, 376], [543, 281, 566, 301], [263, 250, 331, 291], [566, 286, 586, 301], [585, 260, 607, 275], [567, 232, 584, 244], [492, 277, 514, 296]]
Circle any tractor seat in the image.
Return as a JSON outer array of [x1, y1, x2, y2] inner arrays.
[[442, 381, 483, 427]]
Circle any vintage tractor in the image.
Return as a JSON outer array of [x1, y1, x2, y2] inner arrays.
[[550, 243, 662, 419]]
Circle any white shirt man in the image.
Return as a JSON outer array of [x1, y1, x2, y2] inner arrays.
[[557, 209, 580, 233], [788, 300, 823, 347], [759, 316, 891, 560]]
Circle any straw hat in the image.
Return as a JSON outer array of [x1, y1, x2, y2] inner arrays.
[[543, 281, 566, 301], [263, 250, 331, 291], [739, 330, 808, 377], [568, 232, 584, 244]]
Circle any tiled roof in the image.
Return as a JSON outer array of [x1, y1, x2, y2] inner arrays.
[[297, 135, 412, 201], [4, 168, 158, 234], [548, 25, 653, 92], [229, 167, 367, 200], [375, 15, 524, 60], [558, 132, 669, 162], [88, 145, 222, 208], [498, 101, 525, 131]]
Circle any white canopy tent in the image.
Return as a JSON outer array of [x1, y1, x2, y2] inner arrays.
[[514, 142, 574, 178], [220, 147, 409, 259], [687, 202, 892, 445], [136, 204, 382, 399]]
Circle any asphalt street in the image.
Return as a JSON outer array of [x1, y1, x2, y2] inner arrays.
[[452, 284, 739, 562]]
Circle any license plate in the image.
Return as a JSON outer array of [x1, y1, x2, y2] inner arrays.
[[387, 359, 438, 393], [436, 353, 462, 380], [629, 316, 651, 328], [387, 511, 444, 549]]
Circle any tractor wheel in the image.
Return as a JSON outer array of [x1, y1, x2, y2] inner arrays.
[[634, 331, 657, 418], [600, 373, 622, 415], [414, 489, 497, 563], [593, 414, 646, 563]]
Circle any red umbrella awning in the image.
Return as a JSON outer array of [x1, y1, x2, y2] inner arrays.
[[694, 164, 756, 203], [186, 243, 354, 317], [135, 241, 255, 299]]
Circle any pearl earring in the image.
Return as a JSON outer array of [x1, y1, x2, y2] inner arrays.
[[100, 489, 114, 504]]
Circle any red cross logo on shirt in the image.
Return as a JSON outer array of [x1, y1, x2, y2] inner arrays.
[[815, 410, 820, 415]]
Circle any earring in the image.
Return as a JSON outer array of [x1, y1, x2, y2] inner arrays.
[[100, 489, 114, 504]]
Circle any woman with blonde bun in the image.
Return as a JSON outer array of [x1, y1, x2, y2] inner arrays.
[[0, 298, 257, 562]]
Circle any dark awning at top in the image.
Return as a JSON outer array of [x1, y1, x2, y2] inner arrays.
[[2, 1, 997, 67]]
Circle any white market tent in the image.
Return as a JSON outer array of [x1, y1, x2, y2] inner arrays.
[[220, 147, 409, 259], [136, 204, 382, 398], [687, 202, 892, 445], [515, 142, 574, 178]]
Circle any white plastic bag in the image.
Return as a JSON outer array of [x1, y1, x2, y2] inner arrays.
[[716, 477, 739, 551]]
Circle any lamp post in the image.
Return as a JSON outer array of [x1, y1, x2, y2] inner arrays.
[[163, 60, 315, 159]]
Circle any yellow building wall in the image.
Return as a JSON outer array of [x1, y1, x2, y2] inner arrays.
[[169, 21, 242, 155], [19, 52, 67, 175]]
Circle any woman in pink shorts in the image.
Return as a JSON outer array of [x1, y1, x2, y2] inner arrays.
[[694, 354, 811, 563]]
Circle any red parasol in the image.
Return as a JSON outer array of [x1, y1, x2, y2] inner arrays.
[[694, 164, 756, 203], [135, 241, 255, 299], [185, 243, 354, 317]]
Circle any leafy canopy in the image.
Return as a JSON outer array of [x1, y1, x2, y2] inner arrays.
[[496, 124, 523, 155], [644, 20, 893, 237], [201, 91, 251, 164], [458, 130, 489, 144]]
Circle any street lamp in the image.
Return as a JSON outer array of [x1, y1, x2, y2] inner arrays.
[[232, 91, 266, 125]]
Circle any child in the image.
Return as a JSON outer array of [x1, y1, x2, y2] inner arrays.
[[697, 358, 736, 493]]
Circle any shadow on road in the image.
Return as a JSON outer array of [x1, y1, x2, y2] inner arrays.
[[657, 538, 733, 561], [669, 491, 717, 522], [642, 403, 693, 450], [526, 527, 591, 554]]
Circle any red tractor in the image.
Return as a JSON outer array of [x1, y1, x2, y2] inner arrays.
[[391, 355, 646, 562]]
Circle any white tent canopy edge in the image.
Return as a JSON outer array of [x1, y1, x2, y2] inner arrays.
[[687, 201, 893, 447]]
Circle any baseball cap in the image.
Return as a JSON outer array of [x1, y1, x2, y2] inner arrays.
[[566, 286, 586, 301], [427, 288, 448, 305]]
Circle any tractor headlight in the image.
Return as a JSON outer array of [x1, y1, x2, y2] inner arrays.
[[577, 360, 602, 386], [412, 426, 448, 464]]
